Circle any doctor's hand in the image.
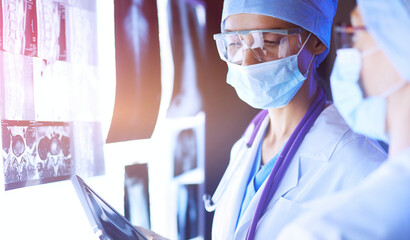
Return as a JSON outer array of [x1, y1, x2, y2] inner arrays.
[[135, 226, 171, 240]]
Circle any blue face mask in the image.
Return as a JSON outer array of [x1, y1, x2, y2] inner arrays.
[[331, 48, 407, 143], [226, 34, 314, 109]]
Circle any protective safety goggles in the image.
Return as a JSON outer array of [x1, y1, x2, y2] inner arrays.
[[334, 24, 367, 50], [214, 28, 305, 64]]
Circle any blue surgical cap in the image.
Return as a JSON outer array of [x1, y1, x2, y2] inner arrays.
[[358, 0, 410, 82], [221, 0, 338, 66]]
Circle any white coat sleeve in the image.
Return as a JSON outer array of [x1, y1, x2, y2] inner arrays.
[[277, 148, 410, 240]]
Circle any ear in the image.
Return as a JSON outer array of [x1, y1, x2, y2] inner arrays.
[[309, 35, 327, 55]]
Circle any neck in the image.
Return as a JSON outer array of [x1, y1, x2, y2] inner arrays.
[[261, 77, 318, 164], [386, 83, 410, 156]]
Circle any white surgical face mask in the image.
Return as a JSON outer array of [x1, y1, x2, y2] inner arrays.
[[226, 33, 314, 109], [331, 47, 407, 143]]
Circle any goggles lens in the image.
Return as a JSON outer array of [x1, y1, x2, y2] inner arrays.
[[214, 28, 304, 64], [334, 24, 366, 50]]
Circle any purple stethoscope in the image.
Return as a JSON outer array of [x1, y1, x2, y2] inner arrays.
[[246, 88, 326, 239], [203, 88, 326, 239]]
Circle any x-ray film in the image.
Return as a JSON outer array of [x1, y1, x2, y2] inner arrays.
[[2, 120, 72, 190], [0, 52, 35, 120]]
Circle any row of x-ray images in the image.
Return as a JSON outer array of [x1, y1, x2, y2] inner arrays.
[[2, 120, 105, 190], [2, 120, 71, 190], [0, 0, 102, 191], [1, 0, 97, 65]]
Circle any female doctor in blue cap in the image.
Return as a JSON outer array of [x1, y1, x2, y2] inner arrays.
[[137, 0, 387, 239], [205, 0, 388, 239], [277, 0, 410, 239]]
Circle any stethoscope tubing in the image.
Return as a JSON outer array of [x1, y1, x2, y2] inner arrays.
[[203, 110, 268, 212]]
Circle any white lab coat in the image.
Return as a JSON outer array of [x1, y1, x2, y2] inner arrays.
[[277, 147, 410, 240], [212, 104, 387, 240]]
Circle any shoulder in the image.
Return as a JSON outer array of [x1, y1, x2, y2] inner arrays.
[[301, 104, 386, 161], [322, 105, 386, 161], [278, 149, 410, 240], [299, 104, 387, 186]]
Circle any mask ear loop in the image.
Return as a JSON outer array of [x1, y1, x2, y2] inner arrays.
[[361, 45, 380, 59], [298, 33, 312, 54], [360, 45, 407, 98], [303, 51, 316, 77], [380, 80, 408, 98], [298, 33, 315, 77]]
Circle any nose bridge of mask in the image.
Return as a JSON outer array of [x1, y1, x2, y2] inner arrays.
[[379, 80, 408, 98]]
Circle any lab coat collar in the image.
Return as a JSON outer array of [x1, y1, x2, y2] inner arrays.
[[243, 104, 349, 162], [299, 104, 351, 161]]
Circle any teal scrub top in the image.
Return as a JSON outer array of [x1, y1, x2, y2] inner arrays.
[[236, 139, 282, 227]]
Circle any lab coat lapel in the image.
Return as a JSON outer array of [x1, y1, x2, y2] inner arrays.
[[270, 154, 300, 203], [224, 144, 258, 235], [214, 116, 271, 239], [235, 155, 301, 237], [235, 179, 264, 238], [213, 127, 267, 239]]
